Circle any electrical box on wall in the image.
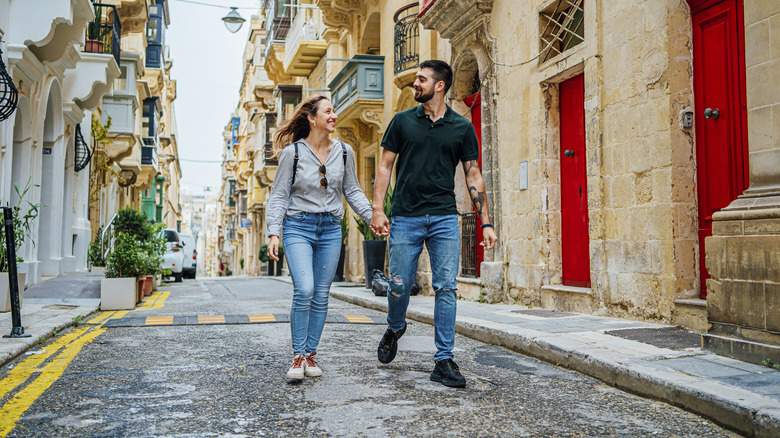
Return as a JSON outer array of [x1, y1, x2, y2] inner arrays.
[[519, 161, 528, 191]]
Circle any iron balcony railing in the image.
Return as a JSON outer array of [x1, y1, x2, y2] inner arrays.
[[460, 212, 478, 277], [264, 112, 278, 165], [264, 16, 291, 59], [394, 3, 420, 75], [84, 3, 121, 66]]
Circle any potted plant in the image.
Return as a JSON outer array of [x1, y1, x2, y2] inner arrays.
[[334, 215, 348, 282], [102, 232, 144, 309], [355, 186, 392, 288], [85, 4, 104, 53], [1, 178, 40, 312]]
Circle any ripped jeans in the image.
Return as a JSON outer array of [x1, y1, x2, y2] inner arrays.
[[387, 214, 459, 361]]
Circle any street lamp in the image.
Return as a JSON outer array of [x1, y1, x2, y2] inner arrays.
[[221, 7, 245, 33]]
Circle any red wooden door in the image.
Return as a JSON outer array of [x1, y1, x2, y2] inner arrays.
[[464, 91, 483, 276], [691, 0, 749, 298], [560, 74, 590, 287]]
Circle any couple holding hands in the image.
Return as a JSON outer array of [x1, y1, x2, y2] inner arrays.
[[266, 60, 498, 388]]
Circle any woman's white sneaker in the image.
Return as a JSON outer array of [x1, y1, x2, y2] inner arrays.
[[286, 354, 305, 380], [304, 352, 322, 377]]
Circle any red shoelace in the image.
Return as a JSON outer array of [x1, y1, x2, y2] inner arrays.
[[305, 352, 318, 367]]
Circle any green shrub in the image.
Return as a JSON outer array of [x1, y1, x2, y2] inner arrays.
[[105, 232, 145, 278]]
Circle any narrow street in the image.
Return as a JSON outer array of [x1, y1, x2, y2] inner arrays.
[[1, 278, 738, 437]]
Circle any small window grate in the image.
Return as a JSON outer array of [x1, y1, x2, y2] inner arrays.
[[539, 0, 584, 63], [461, 212, 478, 277], [74, 123, 92, 172]]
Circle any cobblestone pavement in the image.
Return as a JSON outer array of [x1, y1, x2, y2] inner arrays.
[[0, 278, 740, 437]]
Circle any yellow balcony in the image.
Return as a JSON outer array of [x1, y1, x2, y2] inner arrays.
[[284, 6, 327, 77]]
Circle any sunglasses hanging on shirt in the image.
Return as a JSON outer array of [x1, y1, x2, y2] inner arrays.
[[319, 164, 328, 190]]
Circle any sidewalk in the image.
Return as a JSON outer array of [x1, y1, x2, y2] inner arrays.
[[322, 280, 780, 438], [0, 271, 101, 365]]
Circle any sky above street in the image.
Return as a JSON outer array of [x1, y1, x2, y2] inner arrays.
[[166, 0, 260, 196]]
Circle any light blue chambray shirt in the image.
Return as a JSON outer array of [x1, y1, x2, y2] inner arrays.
[[266, 138, 372, 237]]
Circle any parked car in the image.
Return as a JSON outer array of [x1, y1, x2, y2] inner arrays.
[[160, 228, 184, 282], [179, 233, 197, 279]]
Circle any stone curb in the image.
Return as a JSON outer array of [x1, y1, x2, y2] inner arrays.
[[0, 306, 98, 367], [329, 287, 780, 438]]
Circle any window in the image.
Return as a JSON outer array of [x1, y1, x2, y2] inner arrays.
[[147, 20, 159, 42], [539, 0, 584, 63]]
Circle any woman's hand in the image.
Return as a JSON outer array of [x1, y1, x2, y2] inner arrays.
[[268, 235, 280, 261]]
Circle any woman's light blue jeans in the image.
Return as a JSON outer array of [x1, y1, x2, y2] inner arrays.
[[282, 212, 341, 355], [387, 214, 460, 361]]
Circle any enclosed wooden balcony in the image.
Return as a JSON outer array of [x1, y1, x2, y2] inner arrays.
[[328, 55, 384, 121]]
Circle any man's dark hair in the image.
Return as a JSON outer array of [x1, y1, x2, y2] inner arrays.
[[419, 60, 453, 95]]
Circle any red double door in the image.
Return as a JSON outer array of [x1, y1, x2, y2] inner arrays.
[[691, 0, 749, 298], [465, 91, 484, 276]]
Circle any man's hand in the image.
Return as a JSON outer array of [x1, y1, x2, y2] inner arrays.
[[480, 226, 498, 250], [267, 235, 280, 261], [370, 209, 390, 237]]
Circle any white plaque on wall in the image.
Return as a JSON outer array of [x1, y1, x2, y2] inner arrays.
[[519, 161, 528, 191]]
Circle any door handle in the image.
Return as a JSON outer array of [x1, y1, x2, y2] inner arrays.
[[704, 108, 720, 120], [564, 150, 574, 157]]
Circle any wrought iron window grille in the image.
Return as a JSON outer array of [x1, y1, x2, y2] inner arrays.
[[461, 212, 478, 278], [74, 123, 92, 172], [393, 3, 421, 76], [0, 47, 19, 122], [539, 0, 584, 63]]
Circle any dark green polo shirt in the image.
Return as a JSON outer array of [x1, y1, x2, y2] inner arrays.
[[381, 104, 480, 217]]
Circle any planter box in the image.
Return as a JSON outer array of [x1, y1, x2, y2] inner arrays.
[[1, 272, 26, 312], [363, 240, 387, 288], [100, 277, 137, 310]]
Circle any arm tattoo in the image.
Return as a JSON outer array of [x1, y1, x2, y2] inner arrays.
[[469, 185, 486, 214], [463, 160, 481, 173]]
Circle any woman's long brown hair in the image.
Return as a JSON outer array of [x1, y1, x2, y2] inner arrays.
[[273, 95, 330, 155]]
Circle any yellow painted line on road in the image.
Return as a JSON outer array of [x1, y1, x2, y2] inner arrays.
[[198, 315, 225, 324], [137, 291, 169, 310], [145, 316, 174, 325], [0, 328, 90, 402], [0, 327, 105, 437], [344, 315, 373, 323], [248, 314, 276, 322], [86, 311, 116, 325]]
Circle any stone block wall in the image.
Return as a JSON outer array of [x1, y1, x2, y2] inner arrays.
[[484, 0, 698, 322]]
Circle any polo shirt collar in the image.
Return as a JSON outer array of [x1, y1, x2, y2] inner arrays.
[[415, 104, 454, 123]]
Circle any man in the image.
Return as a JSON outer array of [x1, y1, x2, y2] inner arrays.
[[370, 60, 498, 388]]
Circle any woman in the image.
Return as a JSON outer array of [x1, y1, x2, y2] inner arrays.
[[266, 95, 372, 380]]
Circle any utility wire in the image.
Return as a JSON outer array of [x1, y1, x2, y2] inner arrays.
[[170, 0, 259, 10]]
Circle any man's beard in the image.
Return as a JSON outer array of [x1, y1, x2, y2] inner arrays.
[[414, 87, 434, 103]]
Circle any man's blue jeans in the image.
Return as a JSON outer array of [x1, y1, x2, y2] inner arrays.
[[282, 212, 341, 355], [387, 214, 459, 361]]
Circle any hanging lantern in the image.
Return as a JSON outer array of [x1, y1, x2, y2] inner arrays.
[[74, 123, 92, 172], [0, 48, 19, 122], [222, 7, 245, 33]]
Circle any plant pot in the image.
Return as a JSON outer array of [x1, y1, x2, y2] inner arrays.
[[1, 272, 26, 312], [136, 279, 145, 303], [100, 277, 136, 310], [363, 240, 387, 288], [334, 244, 346, 282], [152, 274, 160, 291], [143, 275, 152, 296], [276, 254, 284, 276], [85, 39, 104, 53], [267, 259, 274, 276]]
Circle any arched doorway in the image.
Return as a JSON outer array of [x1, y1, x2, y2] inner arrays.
[[37, 80, 66, 277], [453, 52, 484, 277]]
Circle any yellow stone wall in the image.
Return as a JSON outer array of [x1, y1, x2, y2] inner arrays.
[[466, 0, 700, 321]]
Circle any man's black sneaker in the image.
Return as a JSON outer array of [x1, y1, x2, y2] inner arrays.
[[430, 358, 466, 388], [377, 323, 406, 364]]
